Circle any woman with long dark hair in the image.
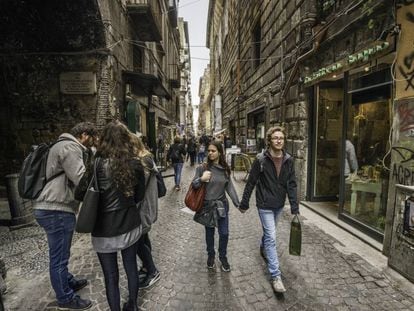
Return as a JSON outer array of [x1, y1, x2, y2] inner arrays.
[[92, 121, 145, 311], [191, 140, 240, 272]]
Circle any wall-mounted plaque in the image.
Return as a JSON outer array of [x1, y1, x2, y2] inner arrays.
[[60, 72, 96, 95]]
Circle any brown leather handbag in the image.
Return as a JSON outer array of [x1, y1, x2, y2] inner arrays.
[[184, 183, 206, 213]]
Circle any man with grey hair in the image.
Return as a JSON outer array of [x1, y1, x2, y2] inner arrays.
[[33, 122, 97, 310], [239, 126, 299, 294]]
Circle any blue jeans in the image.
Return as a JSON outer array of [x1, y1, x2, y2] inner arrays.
[[205, 202, 229, 258], [173, 162, 183, 186], [34, 210, 77, 304], [258, 208, 284, 279], [97, 241, 139, 311], [197, 152, 205, 164]]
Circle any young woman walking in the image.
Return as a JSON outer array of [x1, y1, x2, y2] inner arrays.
[[191, 141, 240, 272], [92, 121, 145, 311]]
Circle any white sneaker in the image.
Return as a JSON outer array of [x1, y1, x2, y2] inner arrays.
[[271, 276, 286, 293]]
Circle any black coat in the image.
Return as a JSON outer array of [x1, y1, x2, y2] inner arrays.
[[167, 143, 186, 163], [240, 150, 299, 214], [92, 158, 145, 237]]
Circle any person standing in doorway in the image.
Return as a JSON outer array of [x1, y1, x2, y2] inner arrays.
[[345, 139, 358, 178], [33, 122, 98, 310], [191, 141, 240, 272], [167, 136, 186, 190], [239, 126, 299, 294]]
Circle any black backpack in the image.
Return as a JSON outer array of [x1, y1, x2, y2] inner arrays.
[[145, 160, 167, 198], [18, 139, 69, 200], [156, 171, 167, 198], [170, 147, 181, 162]]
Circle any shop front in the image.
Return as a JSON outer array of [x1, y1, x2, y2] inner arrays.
[[306, 41, 395, 241], [246, 106, 266, 153]]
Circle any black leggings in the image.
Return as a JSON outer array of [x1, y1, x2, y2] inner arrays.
[[97, 241, 139, 311]]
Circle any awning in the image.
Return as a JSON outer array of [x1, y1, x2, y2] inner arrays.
[[123, 71, 171, 99]]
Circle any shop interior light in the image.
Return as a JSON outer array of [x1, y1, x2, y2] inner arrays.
[[364, 66, 370, 72]]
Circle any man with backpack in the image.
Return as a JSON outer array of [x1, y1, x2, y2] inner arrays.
[[167, 136, 186, 191], [239, 126, 299, 294], [32, 122, 97, 310]]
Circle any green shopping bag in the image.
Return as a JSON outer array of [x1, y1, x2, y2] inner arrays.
[[289, 215, 302, 256]]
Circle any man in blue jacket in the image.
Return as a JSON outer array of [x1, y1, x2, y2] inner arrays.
[[239, 126, 299, 293]]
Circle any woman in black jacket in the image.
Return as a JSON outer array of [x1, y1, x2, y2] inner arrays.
[[92, 121, 145, 311]]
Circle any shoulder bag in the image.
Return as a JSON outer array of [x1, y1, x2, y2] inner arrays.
[[184, 164, 207, 213], [289, 214, 302, 256], [75, 158, 100, 233]]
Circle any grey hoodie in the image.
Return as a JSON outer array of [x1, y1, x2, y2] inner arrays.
[[139, 155, 158, 234], [192, 164, 240, 207], [33, 133, 87, 214]]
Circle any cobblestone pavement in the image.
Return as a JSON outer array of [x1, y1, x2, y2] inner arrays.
[[1, 163, 414, 310]]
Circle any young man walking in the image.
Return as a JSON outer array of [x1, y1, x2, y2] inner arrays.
[[33, 122, 98, 310], [239, 126, 299, 293]]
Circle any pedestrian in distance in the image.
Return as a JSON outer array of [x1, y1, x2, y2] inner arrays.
[[166, 136, 186, 191], [187, 136, 197, 166], [92, 121, 145, 311], [191, 141, 240, 272], [239, 126, 299, 294], [33, 122, 98, 310], [130, 134, 161, 290], [197, 142, 206, 164]]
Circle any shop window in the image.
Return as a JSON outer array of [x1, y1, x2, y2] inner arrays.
[[342, 68, 392, 233], [247, 109, 265, 153]]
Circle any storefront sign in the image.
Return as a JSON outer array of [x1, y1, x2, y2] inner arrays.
[[304, 41, 390, 86], [60, 72, 97, 95]]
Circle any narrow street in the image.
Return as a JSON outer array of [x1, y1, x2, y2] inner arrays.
[[1, 162, 414, 310]]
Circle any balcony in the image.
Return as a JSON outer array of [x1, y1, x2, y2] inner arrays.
[[127, 0, 162, 42], [123, 70, 171, 99]]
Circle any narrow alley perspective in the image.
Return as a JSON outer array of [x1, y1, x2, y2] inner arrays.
[[1, 0, 414, 310], [1, 163, 414, 310]]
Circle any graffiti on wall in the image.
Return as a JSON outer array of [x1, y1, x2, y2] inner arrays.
[[397, 103, 414, 134], [396, 0, 414, 99], [392, 99, 414, 185]]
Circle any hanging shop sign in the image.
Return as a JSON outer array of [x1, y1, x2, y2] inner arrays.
[[60, 72, 97, 95], [304, 41, 391, 86]]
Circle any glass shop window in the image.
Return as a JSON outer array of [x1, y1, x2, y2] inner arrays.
[[343, 67, 392, 232]]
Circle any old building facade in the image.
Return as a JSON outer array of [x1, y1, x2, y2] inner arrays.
[[0, 0, 184, 180], [198, 66, 213, 135], [178, 17, 194, 135], [207, 0, 414, 280]]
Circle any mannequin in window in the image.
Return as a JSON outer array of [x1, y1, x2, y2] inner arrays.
[[345, 139, 358, 178]]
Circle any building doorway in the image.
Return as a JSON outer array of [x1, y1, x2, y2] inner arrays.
[[310, 80, 343, 201]]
